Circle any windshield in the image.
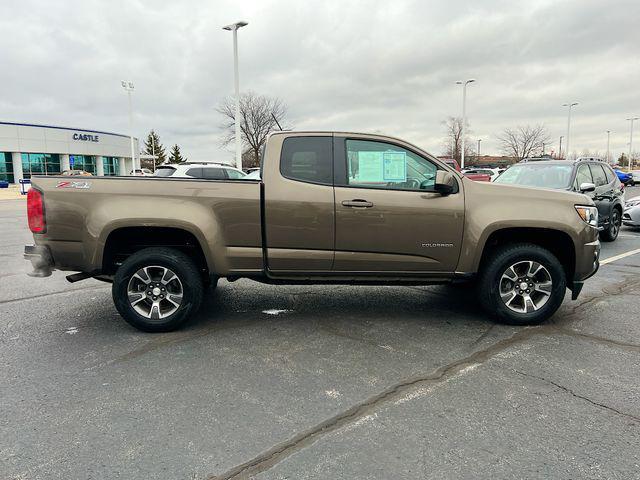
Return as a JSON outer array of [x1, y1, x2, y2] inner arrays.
[[154, 167, 176, 177], [494, 164, 573, 189]]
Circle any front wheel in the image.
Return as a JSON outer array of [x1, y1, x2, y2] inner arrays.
[[478, 243, 566, 325], [600, 208, 621, 242], [112, 247, 204, 332]]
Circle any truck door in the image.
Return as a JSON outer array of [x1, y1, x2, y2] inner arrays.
[[262, 134, 335, 272], [332, 136, 465, 272]]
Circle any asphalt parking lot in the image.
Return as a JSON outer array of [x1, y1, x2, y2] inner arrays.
[[1, 190, 640, 480]]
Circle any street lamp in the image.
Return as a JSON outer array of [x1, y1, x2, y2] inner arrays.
[[223, 20, 249, 171], [477, 139, 481, 162], [121, 81, 136, 175], [559, 135, 564, 159], [456, 79, 475, 169], [562, 102, 578, 160], [626, 117, 639, 172], [605, 130, 611, 163]]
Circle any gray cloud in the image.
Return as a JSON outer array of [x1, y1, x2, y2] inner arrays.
[[1, 0, 638, 162]]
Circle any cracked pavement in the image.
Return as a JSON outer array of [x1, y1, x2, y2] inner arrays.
[[1, 192, 640, 480]]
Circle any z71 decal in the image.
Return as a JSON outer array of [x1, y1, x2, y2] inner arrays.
[[56, 181, 91, 189]]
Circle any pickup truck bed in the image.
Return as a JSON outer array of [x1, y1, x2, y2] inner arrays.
[[30, 176, 263, 275]]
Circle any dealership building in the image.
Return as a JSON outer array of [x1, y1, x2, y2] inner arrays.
[[0, 121, 139, 184]]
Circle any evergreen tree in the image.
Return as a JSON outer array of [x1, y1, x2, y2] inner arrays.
[[142, 129, 166, 169], [169, 144, 187, 164]]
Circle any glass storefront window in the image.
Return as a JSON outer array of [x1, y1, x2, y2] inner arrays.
[[103, 157, 120, 176], [20, 153, 61, 179], [0, 153, 14, 183], [70, 155, 96, 175]]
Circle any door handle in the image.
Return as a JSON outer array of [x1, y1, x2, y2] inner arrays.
[[341, 199, 374, 208]]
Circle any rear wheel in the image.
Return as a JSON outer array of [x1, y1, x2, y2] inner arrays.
[[600, 207, 621, 242], [112, 247, 203, 332], [478, 243, 566, 325]]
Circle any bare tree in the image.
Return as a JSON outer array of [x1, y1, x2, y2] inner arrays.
[[217, 91, 289, 168], [497, 124, 551, 160], [442, 117, 475, 163]]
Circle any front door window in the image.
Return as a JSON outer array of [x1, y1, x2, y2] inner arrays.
[[345, 139, 437, 191]]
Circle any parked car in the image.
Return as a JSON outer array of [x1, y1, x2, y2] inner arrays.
[[25, 131, 600, 332], [494, 158, 624, 241], [0, 180, 9, 188], [130, 168, 153, 176], [630, 170, 640, 186], [613, 169, 633, 186], [154, 163, 247, 179], [244, 167, 260, 175], [442, 159, 490, 181], [61, 170, 93, 176], [462, 167, 501, 181], [622, 196, 640, 227]]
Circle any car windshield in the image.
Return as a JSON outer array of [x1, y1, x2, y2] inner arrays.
[[154, 167, 176, 177], [494, 164, 573, 189]]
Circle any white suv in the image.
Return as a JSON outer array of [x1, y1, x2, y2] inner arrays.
[[154, 163, 247, 180]]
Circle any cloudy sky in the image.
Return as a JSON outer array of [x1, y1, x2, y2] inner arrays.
[[1, 0, 639, 162]]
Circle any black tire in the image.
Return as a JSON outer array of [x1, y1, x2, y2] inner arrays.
[[600, 207, 622, 242], [112, 247, 204, 332], [477, 243, 566, 326]]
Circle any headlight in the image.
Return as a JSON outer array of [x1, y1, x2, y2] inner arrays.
[[575, 205, 598, 227]]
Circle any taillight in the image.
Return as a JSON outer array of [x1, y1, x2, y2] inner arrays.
[[27, 188, 46, 233]]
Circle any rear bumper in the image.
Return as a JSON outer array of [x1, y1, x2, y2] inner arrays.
[[24, 245, 54, 277]]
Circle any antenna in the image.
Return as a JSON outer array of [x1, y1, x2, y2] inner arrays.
[[271, 113, 283, 131]]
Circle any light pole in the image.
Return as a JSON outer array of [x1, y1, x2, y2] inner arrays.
[[605, 130, 611, 163], [562, 102, 578, 160], [456, 79, 475, 169], [559, 135, 564, 159], [223, 21, 248, 171], [627, 117, 639, 172], [121, 81, 136, 175], [477, 139, 481, 162]]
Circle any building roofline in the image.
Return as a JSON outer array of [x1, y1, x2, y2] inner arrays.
[[0, 121, 135, 140]]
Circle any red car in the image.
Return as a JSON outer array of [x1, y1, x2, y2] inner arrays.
[[443, 159, 491, 182]]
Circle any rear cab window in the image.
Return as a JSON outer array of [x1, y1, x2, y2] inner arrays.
[[280, 136, 333, 185]]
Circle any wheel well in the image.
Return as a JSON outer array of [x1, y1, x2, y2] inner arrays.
[[479, 228, 575, 280], [102, 227, 208, 276]]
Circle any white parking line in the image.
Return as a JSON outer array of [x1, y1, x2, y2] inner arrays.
[[600, 248, 640, 265]]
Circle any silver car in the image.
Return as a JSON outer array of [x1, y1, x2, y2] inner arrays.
[[622, 196, 640, 227]]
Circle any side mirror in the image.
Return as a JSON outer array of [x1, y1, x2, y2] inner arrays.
[[579, 182, 596, 193], [434, 170, 456, 195]]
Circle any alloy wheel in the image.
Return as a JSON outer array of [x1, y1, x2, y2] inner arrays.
[[126, 266, 183, 320], [610, 210, 621, 237], [499, 260, 552, 314]]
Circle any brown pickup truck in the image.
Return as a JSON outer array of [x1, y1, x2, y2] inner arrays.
[[25, 131, 600, 332]]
